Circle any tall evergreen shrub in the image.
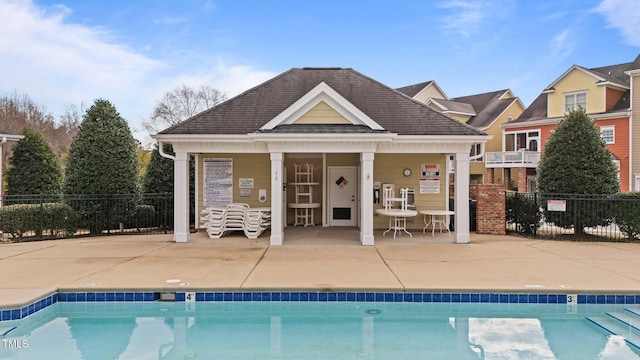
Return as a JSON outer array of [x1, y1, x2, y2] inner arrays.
[[6, 127, 62, 196], [536, 108, 619, 234], [64, 99, 139, 233]]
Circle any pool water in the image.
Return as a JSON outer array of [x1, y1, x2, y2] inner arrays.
[[2, 301, 639, 359]]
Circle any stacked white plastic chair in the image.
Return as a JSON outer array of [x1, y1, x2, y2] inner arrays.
[[244, 208, 271, 239], [224, 203, 249, 233], [201, 206, 227, 238], [201, 203, 271, 239]]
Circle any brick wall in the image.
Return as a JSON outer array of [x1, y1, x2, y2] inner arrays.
[[475, 184, 506, 235]]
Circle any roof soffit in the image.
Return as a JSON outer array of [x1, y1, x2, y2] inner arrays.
[[260, 81, 384, 131]]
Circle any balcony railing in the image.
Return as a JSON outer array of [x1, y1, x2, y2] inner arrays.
[[485, 150, 540, 168]]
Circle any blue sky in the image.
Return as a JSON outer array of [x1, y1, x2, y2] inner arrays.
[[1, 0, 639, 143]]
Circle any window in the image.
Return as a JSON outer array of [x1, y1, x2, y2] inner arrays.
[[565, 91, 586, 112], [600, 126, 615, 144], [504, 130, 540, 151], [469, 143, 483, 162]]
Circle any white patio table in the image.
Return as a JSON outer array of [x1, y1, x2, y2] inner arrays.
[[376, 208, 418, 238], [420, 209, 454, 236]]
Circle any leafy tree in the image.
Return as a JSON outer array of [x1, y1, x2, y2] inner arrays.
[[143, 143, 174, 194], [537, 108, 619, 234], [64, 99, 139, 233], [6, 127, 62, 195], [141, 143, 175, 228]]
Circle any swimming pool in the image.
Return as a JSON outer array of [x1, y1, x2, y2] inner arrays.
[[2, 292, 640, 359]]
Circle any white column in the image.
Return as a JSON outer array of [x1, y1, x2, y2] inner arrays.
[[360, 152, 375, 245], [270, 152, 284, 245], [173, 151, 190, 243], [454, 152, 470, 244]]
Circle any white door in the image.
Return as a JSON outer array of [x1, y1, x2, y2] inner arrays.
[[328, 166, 357, 226]]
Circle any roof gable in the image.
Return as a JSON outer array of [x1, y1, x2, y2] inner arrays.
[[396, 81, 448, 103], [293, 101, 350, 124], [445, 89, 523, 129], [544, 63, 631, 93], [261, 81, 383, 130]]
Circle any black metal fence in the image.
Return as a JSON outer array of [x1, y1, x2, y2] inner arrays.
[[506, 191, 640, 241], [0, 193, 173, 241]]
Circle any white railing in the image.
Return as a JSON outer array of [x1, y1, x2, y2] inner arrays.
[[485, 151, 540, 168]]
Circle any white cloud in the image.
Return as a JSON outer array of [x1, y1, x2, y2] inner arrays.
[[0, 0, 161, 121], [0, 0, 276, 142], [437, 0, 513, 39], [596, 0, 640, 46], [550, 29, 573, 61]]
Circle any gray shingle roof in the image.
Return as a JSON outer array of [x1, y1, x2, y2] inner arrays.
[[395, 81, 434, 98], [509, 93, 547, 123], [159, 68, 484, 137], [449, 90, 516, 129], [431, 99, 476, 115]]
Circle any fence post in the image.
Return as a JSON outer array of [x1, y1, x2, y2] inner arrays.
[[514, 191, 520, 233], [163, 193, 168, 234], [573, 196, 578, 239], [39, 194, 44, 239]]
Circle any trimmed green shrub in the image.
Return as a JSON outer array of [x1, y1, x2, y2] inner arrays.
[[64, 99, 139, 233], [6, 127, 62, 196], [506, 192, 541, 235], [124, 204, 155, 229], [0, 203, 77, 240], [614, 192, 640, 241], [537, 108, 619, 234]]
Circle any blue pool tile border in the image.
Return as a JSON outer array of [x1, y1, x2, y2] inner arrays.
[[3, 291, 640, 322]]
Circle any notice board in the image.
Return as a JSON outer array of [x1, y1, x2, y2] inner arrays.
[[203, 158, 233, 206]]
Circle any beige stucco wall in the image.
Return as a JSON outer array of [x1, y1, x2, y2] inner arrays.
[[325, 153, 359, 166], [197, 152, 452, 230], [197, 154, 271, 217], [373, 154, 448, 230], [547, 70, 605, 118], [293, 101, 350, 124]]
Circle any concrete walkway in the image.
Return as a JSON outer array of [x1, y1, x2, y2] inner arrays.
[[2, 228, 640, 308]]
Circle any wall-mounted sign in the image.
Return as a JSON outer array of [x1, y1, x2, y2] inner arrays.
[[420, 164, 440, 194], [240, 189, 251, 197], [239, 178, 254, 189], [203, 158, 233, 207], [547, 199, 566, 212], [335, 176, 348, 188]]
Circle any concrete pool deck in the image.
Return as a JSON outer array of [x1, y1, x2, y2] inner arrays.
[[2, 228, 640, 308]]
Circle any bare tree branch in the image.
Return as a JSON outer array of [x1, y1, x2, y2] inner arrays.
[[143, 84, 227, 135]]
